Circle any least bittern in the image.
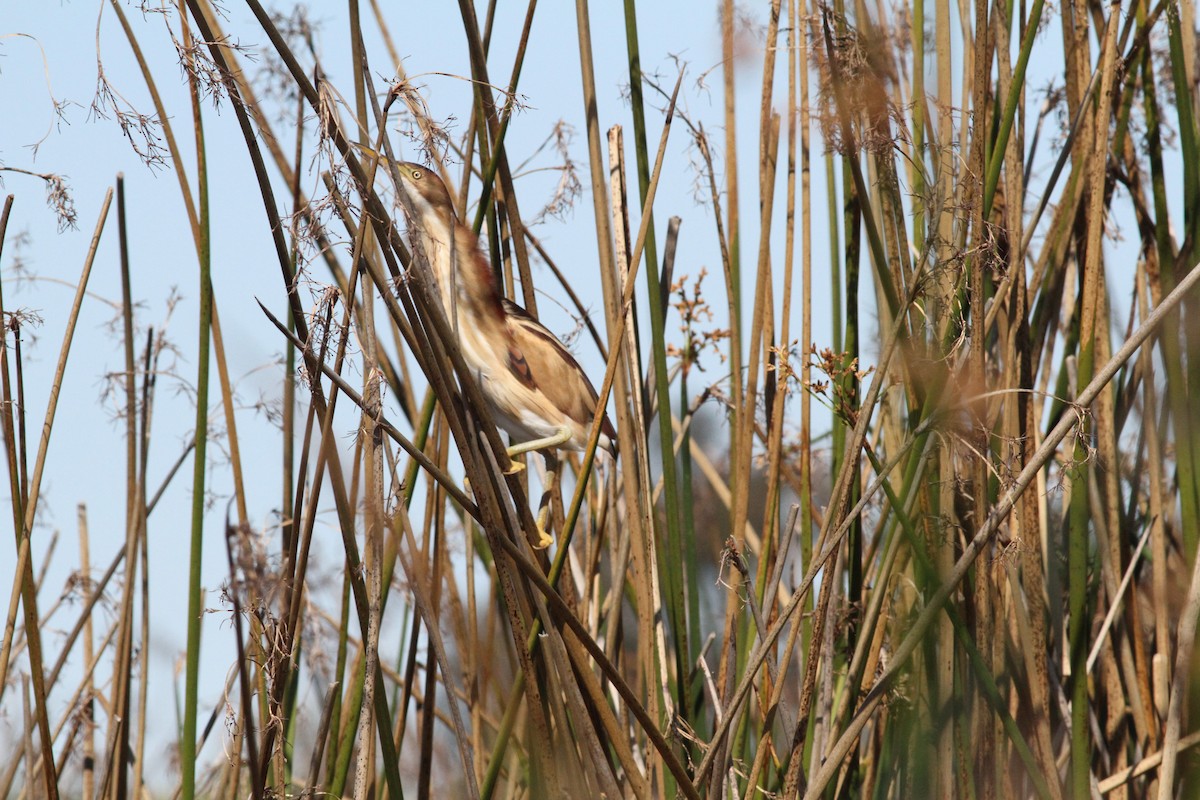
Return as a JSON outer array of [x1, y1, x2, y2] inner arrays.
[[393, 161, 615, 547]]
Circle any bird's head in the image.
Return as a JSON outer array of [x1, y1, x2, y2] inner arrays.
[[393, 162, 455, 228]]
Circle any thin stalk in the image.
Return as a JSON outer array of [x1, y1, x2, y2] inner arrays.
[[179, 8, 212, 791], [622, 0, 689, 728]]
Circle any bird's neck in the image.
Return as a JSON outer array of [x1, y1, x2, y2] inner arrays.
[[416, 217, 506, 327]]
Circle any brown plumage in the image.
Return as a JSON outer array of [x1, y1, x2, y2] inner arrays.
[[393, 161, 615, 544]]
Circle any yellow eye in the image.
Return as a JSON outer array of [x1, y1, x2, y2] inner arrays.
[[411, 169, 423, 180]]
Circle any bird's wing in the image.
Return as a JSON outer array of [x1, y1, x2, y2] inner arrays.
[[506, 340, 536, 389], [502, 299, 616, 443]]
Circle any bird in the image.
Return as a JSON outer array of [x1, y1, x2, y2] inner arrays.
[[390, 160, 616, 547]]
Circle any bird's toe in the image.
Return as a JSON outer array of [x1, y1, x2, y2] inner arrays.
[[533, 506, 553, 549]]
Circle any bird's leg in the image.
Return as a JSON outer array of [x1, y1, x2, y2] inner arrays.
[[506, 427, 573, 458], [505, 427, 572, 477], [533, 452, 561, 549], [493, 427, 571, 547]]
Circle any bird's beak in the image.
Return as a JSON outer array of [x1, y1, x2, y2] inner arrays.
[[352, 143, 403, 183], [352, 142, 389, 165]]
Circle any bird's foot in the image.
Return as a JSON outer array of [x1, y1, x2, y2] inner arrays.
[[532, 506, 553, 549], [503, 458, 526, 476]]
